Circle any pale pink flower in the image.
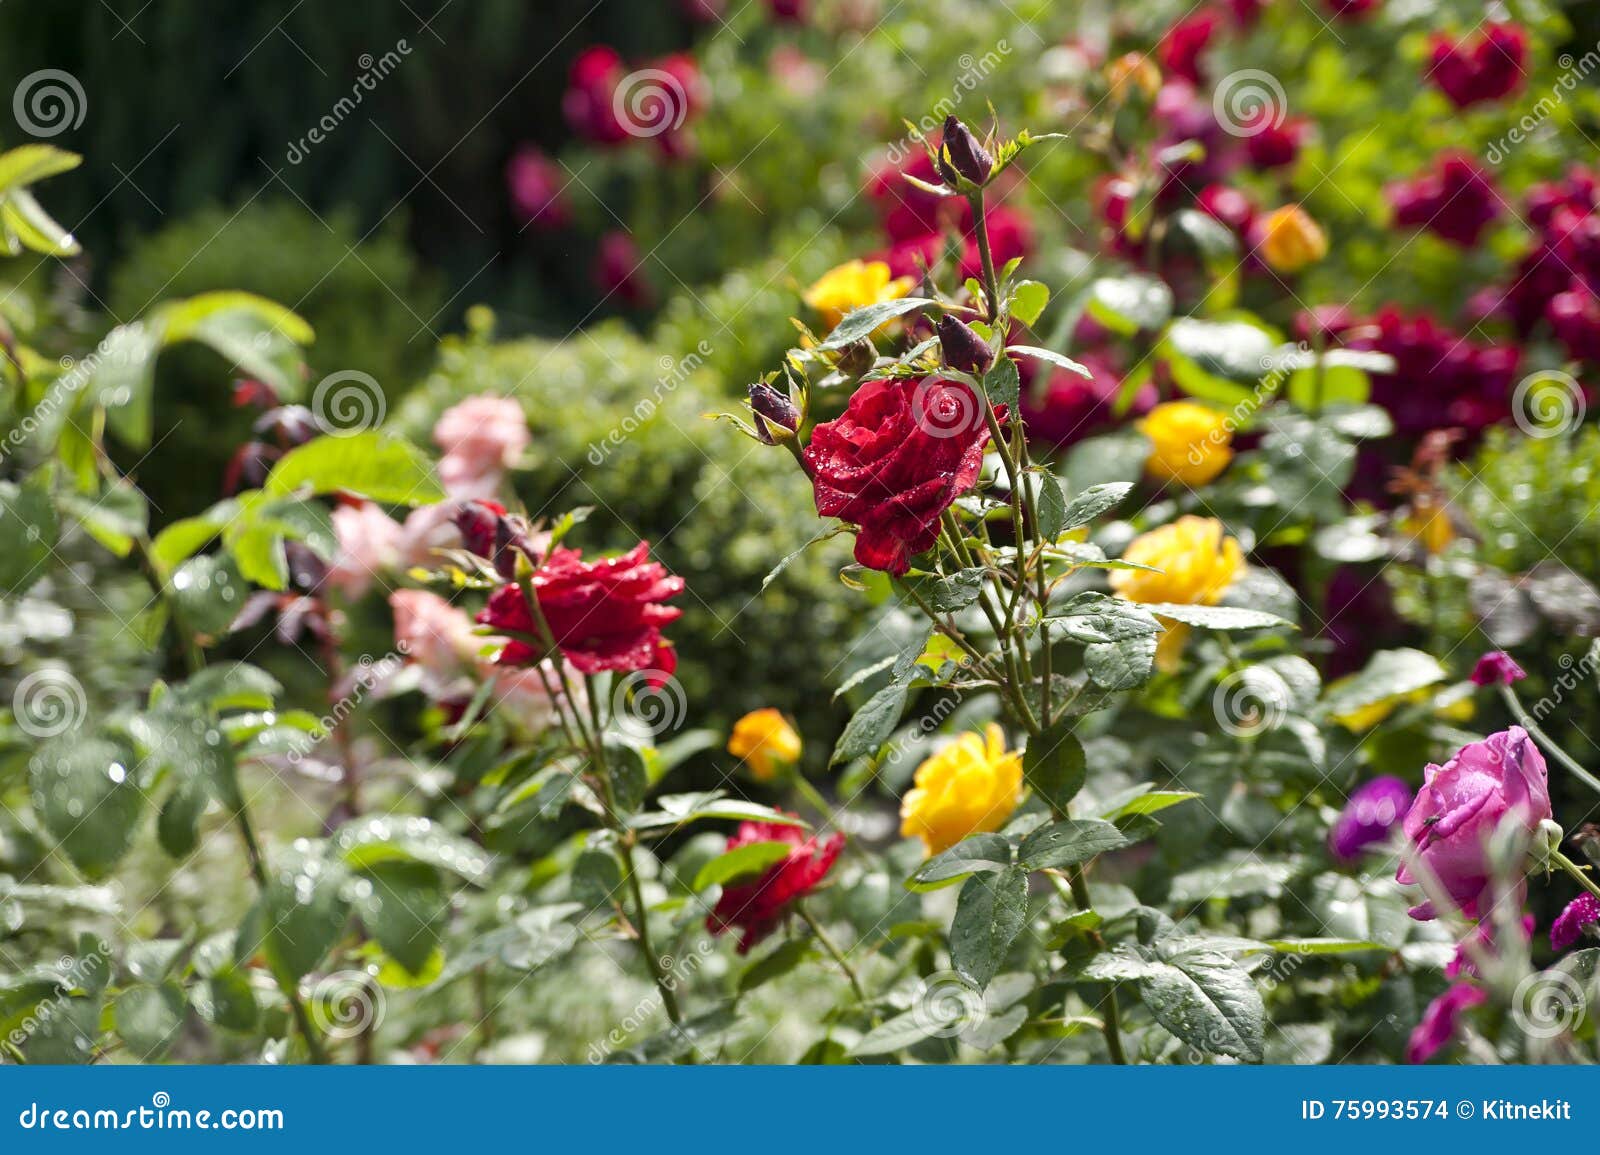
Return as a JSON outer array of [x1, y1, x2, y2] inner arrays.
[[390, 589, 479, 695], [433, 396, 530, 499], [326, 501, 405, 600]]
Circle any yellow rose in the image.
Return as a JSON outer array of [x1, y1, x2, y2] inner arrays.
[[1399, 498, 1455, 555], [1257, 205, 1328, 274], [1138, 400, 1234, 486], [803, 260, 916, 330], [900, 723, 1022, 857], [727, 708, 802, 780], [1110, 516, 1244, 673], [1106, 52, 1162, 103]]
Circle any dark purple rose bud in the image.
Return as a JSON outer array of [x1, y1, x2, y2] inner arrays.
[[940, 115, 993, 187], [937, 314, 994, 376], [1469, 650, 1526, 687], [748, 382, 800, 443], [1329, 776, 1412, 862]]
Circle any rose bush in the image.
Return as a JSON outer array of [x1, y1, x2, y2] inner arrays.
[[4, 0, 1600, 1069]]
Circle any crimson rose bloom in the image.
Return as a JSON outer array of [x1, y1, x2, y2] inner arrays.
[[804, 377, 995, 575], [478, 541, 683, 680], [705, 818, 844, 953]]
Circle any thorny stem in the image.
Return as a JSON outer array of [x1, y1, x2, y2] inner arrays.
[[798, 901, 867, 1005]]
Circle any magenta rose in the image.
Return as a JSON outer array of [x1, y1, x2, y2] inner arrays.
[[1406, 982, 1485, 1064], [804, 377, 995, 576], [1395, 726, 1553, 921]]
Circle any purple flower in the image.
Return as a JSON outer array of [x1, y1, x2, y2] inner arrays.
[[1395, 727, 1553, 921], [1329, 777, 1413, 862], [1551, 894, 1600, 952], [1470, 651, 1527, 687], [1406, 983, 1486, 1064], [1446, 914, 1533, 978]]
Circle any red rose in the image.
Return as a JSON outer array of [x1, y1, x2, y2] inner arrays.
[[804, 377, 995, 576], [705, 818, 844, 953], [1428, 24, 1527, 109], [477, 541, 683, 680]]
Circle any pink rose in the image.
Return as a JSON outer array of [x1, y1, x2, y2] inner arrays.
[[477, 662, 576, 736], [1405, 983, 1485, 1064], [1396, 727, 1553, 921], [433, 396, 530, 500], [326, 501, 405, 600], [390, 590, 479, 695]]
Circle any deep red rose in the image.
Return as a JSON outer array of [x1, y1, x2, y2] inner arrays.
[[1324, 0, 1378, 17], [804, 377, 995, 575], [1244, 115, 1308, 171], [563, 46, 630, 145], [1158, 9, 1222, 85], [705, 818, 844, 953], [477, 541, 683, 679], [1387, 152, 1500, 246], [765, 0, 806, 22], [1429, 23, 1527, 109]]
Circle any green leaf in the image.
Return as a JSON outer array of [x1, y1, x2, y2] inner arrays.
[[1086, 273, 1172, 335], [0, 145, 81, 192], [1141, 604, 1290, 630], [1263, 938, 1389, 954], [950, 865, 1028, 989], [1084, 634, 1157, 690], [1322, 648, 1447, 722], [1033, 472, 1066, 543], [331, 815, 493, 886], [57, 483, 146, 559], [2, 188, 79, 256], [1100, 787, 1200, 821], [982, 356, 1020, 409], [113, 983, 188, 1061], [847, 1006, 948, 1056], [151, 501, 241, 569], [168, 553, 248, 636], [0, 471, 59, 595], [907, 833, 1013, 892], [1022, 721, 1085, 813], [629, 793, 810, 831], [898, 567, 986, 613], [1018, 818, 1130, 871], [158, 291, 314, 399], [245, 848, 352, 983], [1060, 482, 1134, 529], [819, 297, 936, 348], [1139, 945, 1265, 1062], [1160, 318, 1276, 406], [29, 735, 144, 879], [1007, 344, 1090, 378], [693, 840, 793, 891], [737, 938, 818, 996], [829, 682, 908, 766], [92, 322, 163, 448], [197, 969, 258, 1032], [1009, 281, 1050, 327], [354, 860, 449, 977], [265, 432, 443, 504]]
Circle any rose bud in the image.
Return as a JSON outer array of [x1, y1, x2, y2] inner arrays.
[[748, 381, 800, 443], [1469, 650, 1526, 687], [937, 314, 994, 376], [835, 338, 876, 378], [223, 441, 280, 495], [939, 115, 993, 188]]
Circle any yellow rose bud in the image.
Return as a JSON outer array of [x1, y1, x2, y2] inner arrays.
[[900, 723, 1022, 857], [1138, 400, 1234, 486], [1399, 498, 1455, 556], [1106, 52, 1162, 103], [727, 709, 802, 780], [1110, 516, 1244, 672], [1257, 205, 1328, 274], [802, 259, 916, 330]]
